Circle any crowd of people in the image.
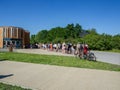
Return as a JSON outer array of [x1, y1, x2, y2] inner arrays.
[[33, 42, 89, 59]]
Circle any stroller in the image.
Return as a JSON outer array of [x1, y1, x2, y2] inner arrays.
[[83, 51, 96, 61]]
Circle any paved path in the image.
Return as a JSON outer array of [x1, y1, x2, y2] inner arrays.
[[0, 61, 120, 90], [14, 49, 74, 56], [93, 51, 120, 65]]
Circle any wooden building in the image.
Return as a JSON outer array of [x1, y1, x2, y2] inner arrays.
[[0, 26, 30, 48]]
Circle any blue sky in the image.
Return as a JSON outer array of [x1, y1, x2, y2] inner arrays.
[[0, 0, 120, 35]]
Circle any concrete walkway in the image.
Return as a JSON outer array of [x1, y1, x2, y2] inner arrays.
[[14, 49, 74, 56], [93, 51, 120, 65], [0, 61, 120, 90]]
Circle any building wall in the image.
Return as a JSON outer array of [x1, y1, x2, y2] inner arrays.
[[0, 28, 3, 48], [24, 31, 30, 45], [0, 26, 30, 48]]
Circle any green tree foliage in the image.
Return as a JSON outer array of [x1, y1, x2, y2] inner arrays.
[[86, 28, 98, 35], [47, 27, 67, 42], [66, 23, 75, 38], [112, 34, 120, 49], [30, 23, 120, 50], [35, 30, 48, 43], [83, 33, 113, 50], [30, 35, 36, 44], [82, 33, 100, 50], [74, 23, 82, 37], [96, 34, 112, 50]]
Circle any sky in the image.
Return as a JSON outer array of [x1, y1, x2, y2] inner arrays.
[[0, 0, 120, 35]]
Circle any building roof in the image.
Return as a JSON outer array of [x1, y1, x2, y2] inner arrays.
[[0, 26, 29, 33]]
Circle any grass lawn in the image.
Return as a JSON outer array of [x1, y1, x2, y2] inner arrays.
[[0, 82, 31, 90], [100, 49, 120, 53], [108, 49, 120, 53], [0, 52, 120, 71]]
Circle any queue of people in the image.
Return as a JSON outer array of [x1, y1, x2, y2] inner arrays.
[[34, 42, 89, 59]]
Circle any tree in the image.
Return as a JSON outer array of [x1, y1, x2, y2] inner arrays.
[[35, 30, 48, 43], [95, 34, 112, 50], [46, 27, 67, 42], [74, 23, 82, 37], [30, 35, 36, 44], [82, 33, 100, 50], [86, 28, 98, 35], [66, 23, 75, 38], [30, 23, 120, 51], [112, 34, 120, 49]]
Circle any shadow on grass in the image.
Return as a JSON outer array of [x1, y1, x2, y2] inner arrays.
[[0, 74, 14, 79], [0, 59, 8, 61]]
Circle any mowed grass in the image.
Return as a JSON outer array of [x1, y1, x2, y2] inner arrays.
[[101, 49, 120, 53], [109, 49, 120, 53], [0, 52, 120, 71], [0, 82, 31, 90]]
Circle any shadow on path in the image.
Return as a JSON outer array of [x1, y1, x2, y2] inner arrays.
[[0, 74, 14, 79]]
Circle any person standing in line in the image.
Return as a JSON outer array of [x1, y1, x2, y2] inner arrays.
[[83, 44, 88, 59], [50, 43, 53, 51]]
